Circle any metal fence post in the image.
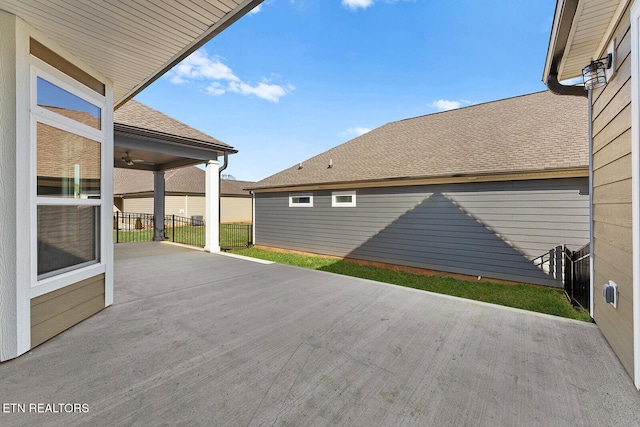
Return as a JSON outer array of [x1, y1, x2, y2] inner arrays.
[[116, 211, 119, 244]]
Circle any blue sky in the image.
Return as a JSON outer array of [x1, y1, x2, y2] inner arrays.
[[135, 0, 557, 182]]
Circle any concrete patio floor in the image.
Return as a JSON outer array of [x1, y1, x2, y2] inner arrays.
[[1, 242, 639, 426]]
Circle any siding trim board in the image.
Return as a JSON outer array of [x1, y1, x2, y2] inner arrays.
[[30, 273, 105, 347], [255, 178, 590, 287]]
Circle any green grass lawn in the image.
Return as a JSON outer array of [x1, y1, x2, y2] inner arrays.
[[231, 247, 591, 322]]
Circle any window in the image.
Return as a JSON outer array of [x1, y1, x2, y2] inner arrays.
[[289, 193, 313, 207], [332, 191, 356, 207], [37, 205, 100, 278], [32, 64, 105, 281], [36, 122, 101, 198], [37, 77, 101, 129]]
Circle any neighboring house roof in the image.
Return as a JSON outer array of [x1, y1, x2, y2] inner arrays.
[[221, 179, 257, 197], [114, 100, 235, 152], [113, 167, 254, 198], [251, 91, 588, 190]]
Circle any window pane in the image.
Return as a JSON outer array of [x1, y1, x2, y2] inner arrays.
[[335, 195, 352, 203], [37, 77, 101, 129], [37, 205, 100, 277], [37, 122, 100, 198], [292, 197, 310, 204]]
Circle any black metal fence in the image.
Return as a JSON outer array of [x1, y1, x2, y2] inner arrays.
[[220, 223, 253, 250], [164, 215, 206, 247], [564, 243, 590, 310], [113, 212, 155, 243], [532, 243, 590, 310], [113, 212, 252, 249]]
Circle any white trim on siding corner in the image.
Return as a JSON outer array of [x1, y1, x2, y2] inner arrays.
[[629, 0, 640, 390]]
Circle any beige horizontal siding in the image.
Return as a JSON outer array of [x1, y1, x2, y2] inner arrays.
[[185, 196, 206, 221], [122, 197, 153, 214], [593, 180, 632, 205], [593, 104, 631, 154], [31, 274, 105, 348], [221, 197, 252, 223], [590, 4, 634, 378]]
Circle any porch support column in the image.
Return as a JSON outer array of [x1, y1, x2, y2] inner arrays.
[[153, 170, 165, 241], [204, 159, 220, 253], [0, 11, 30, 360]]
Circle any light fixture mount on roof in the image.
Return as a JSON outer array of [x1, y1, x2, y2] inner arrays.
[[582, 54, 612, 91]]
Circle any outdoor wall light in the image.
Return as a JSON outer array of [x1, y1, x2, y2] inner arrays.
[[582, 54, 612, 90]]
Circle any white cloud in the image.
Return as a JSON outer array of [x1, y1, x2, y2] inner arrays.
[[342, 0, 374, 10], [169, 50, 239, 83], [249, 4, 262, 14], [228, 80, 293, 103], [342, 0, 413, 11], [348, 127, 372, 136], [166, 50, 293, 103], [205, 82, 226, 96], [429, 99, 472, 112], [340, 127, 372, 138]]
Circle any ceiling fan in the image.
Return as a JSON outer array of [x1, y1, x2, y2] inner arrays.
[[121, 151, 153, 166]]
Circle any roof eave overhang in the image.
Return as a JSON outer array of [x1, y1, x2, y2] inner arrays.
[[114, 0, 263, 109], [114, 124, 237, 154], [249, 167, 590, 193], [543, 0, 579, 84], [543, 0, 629, 87]]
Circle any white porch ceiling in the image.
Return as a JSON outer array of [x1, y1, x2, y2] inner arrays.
[[0, 0, 262, 107], [555, 0, 628, 81]]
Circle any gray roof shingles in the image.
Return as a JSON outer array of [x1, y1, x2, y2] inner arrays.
[[251, 91, 588, 189], [114, 100, 233, 149]]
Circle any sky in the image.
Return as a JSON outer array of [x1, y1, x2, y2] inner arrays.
[[134, 0, 558, 182]]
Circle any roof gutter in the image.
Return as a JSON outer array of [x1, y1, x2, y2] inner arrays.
[[218, 151, 229, 237], [544, 0, 587, 98], [544, 0, 593, 317], [114, 124, 238, 154], [547, 73, 586, 97]]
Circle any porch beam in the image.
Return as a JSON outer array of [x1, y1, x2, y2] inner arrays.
[[115, 133, 228, 162]]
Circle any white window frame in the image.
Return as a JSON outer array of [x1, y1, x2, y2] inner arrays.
[[289, 193, 313, 207], [332, 190, 356, 207], [30, 59, 107, 296]]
